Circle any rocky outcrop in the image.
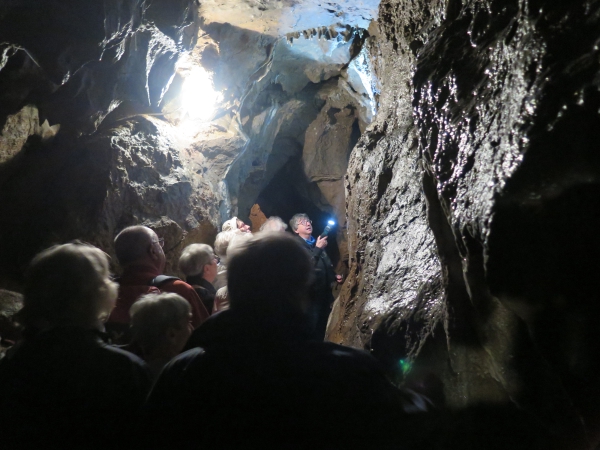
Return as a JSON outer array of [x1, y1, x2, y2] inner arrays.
[[0, 1, 377, 285], [0, 0, 214, 284], [329, 0, 600, 447]]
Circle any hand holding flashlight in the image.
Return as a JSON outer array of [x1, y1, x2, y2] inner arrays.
[[319, 220, 336, 238], [316, 236, 328, 248]]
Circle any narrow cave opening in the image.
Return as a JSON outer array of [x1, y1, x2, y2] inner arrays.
[[254, 154, 341, 268]]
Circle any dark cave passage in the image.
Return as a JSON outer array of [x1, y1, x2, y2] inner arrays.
[[254, 155, 341, 268]]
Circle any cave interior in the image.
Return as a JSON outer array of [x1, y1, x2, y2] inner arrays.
[[1, 0, 600, 448]]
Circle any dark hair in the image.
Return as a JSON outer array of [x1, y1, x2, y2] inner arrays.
[[227, 232, 313, 314]]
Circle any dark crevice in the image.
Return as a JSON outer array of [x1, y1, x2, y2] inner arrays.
[[422, 169, 478, 345], [255, 155, 340, 268]]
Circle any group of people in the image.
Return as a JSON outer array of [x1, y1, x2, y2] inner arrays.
[[0, 214, 434, 449]]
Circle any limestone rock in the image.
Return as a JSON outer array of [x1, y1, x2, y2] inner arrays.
[[329, 0, 600, 446]]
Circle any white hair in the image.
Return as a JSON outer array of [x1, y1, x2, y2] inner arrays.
[[214, 230, 242, 259], [130, 293, 191, 353], [221, 217, 239, 232], [259, 217, 288, 232], [21, 243, 118, 327], [178, 243, 214, 277]]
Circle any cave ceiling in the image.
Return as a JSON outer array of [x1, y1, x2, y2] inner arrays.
[[199, 0, 378, 35]]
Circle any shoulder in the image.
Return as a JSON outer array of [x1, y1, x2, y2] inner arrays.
[[151, 348, 206, 387], [101, 343, 147, 366], [305, 341, 384, 368], [96, 342, 150, 373], [162, 279, 199, 298], [168, 347, 206, 369]]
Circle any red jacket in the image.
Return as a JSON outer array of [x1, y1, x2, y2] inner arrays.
[[108, 265, 209, 329]]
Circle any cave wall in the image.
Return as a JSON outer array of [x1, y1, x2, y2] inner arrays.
[[0, 0, 219, 284], [329, 0, 600, 447]]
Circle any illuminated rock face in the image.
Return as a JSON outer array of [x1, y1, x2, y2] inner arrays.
[[0, 1, 377, 281], [0, 0, 214, 282], [329, 0, 600, 447]]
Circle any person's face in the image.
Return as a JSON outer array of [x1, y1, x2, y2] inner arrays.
[[203, 255, 219, 283], [237, 220, 251, 233], [295, 218, 313, 239], [149, 230, 166, 272]]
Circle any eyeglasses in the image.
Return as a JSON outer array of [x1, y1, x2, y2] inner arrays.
[[152, 238, 165, 247], [298, 220, 312, 226], [213, 255, 221, 264]]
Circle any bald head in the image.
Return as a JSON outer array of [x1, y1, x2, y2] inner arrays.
[[114, 226, 165, 271]]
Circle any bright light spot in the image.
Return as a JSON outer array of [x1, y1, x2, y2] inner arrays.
[[180, 66, 222, 122], [327, 220, 336, 226], [399, 359, 412, 375]]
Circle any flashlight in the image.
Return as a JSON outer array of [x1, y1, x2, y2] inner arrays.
[[319, 220, 336, 238]]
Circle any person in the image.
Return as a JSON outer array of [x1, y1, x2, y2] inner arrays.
[[144, 233, 432, 449], [178, 244, 218, 314], [211, 229, 246, 312], [106, 226, 208, 343], [259, 215, 288, 232], [212, 229, 241, 290], [0, 243, 151, 449], [222, 216, 251, 233], [128, 293, 192, 381], [289, 213, 342, 340]]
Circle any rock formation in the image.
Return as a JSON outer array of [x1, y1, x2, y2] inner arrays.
[[328, 0, 600, 447]]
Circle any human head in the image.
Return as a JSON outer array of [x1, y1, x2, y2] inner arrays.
[[20, 243, 118, 330], [289, 213, 312, 240], [213, 229, 242, 260], [114, 225, 166, 272], [179, 243, 218, 283], [227, 232, 313, 316], [129, 293, 192, 358], [260, 216, 288, 232], [222, 217, 251, 233]]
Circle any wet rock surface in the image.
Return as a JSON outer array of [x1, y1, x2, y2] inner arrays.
[[329, 0, 600, 447]]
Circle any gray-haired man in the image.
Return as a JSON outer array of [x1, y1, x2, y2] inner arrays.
[[289, 213, 342, 340]]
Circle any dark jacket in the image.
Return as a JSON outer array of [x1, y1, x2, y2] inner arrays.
[[0, 326, 151, 450], [186, 275, 216, 315], [295, 235, 337, 339], [296, 235, 337, 298], [144, 309, 432, 449]]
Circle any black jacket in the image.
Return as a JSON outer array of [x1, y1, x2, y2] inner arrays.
[[0, 326, 151, 450], [144, 309, 433, 449], [186, 275, 216, 314], [295, 235, 336, 299]]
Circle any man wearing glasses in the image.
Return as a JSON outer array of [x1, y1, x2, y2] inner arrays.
[[289, 214, 342, 340], [106, 226, 209, 343]]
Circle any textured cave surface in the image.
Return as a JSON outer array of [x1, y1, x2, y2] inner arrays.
[[0, 0, 374, 281], [2, 0, 600, 448]]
